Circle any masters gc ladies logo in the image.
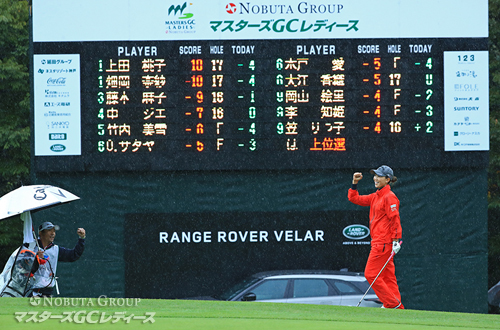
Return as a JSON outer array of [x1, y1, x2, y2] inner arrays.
[[342, 224, 370, 240]]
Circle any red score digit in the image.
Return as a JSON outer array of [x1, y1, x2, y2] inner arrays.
[[191, 75, 203, 87], [191, 59, 203, 71]]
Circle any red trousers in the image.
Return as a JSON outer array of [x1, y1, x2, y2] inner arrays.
[[365, 243, 404, 309]]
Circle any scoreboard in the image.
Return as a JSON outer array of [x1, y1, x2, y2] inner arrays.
[[31, 0, 489, 172]]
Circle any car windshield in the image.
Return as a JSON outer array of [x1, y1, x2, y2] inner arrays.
[[343, 279, 376, 295], [214, 277, 261, 301]]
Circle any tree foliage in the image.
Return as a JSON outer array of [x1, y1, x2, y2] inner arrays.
[[0, 0, 30, 192], [488, 1, 500, 314], [0, 0, 29, 269]]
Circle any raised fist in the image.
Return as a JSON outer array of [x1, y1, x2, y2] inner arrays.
[[353, 172, 363, 184]]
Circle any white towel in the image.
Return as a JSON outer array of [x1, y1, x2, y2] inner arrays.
[[20, 211, 35, 244]]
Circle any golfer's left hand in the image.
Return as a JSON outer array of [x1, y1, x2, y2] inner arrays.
[[392, 241, 401, 254], [77, 228, 86, 239]]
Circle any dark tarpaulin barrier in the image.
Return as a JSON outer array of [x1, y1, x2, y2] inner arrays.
[[123, 210, 371, 299], [32, 168, 487, 313]]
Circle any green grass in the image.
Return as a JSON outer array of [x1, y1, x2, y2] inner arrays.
[[0, 298, 497, 329]]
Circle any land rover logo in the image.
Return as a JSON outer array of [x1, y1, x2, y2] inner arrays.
[[343, 225, 370, 240], [50, 144, 66, 152]]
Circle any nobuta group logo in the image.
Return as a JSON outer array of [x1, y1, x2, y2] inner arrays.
[[223, 2, 344, 15], [226, 3, 237, 14]]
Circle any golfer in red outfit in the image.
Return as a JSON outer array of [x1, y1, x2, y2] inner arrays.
[[348, 165, 404, 309]]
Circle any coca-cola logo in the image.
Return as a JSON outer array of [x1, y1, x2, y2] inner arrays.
[[47, 77, 66, 86]]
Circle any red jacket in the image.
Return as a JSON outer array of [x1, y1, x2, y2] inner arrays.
[[348, 185, 402, 245]]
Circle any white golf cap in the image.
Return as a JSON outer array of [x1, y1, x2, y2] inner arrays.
[[39, 221, 55, 231]]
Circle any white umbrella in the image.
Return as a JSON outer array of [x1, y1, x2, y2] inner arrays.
[[0, 185, 80, 221]]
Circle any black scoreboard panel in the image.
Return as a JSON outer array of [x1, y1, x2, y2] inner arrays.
[[33, 38, 488, 172]]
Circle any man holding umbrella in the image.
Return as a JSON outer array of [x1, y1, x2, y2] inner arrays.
[[0, 185, 84, 297], [30, 222, 86, 297]]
